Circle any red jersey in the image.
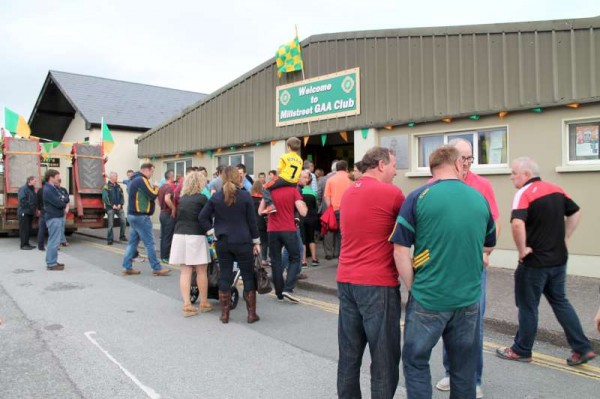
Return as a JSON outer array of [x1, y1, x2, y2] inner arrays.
[[337, 176, 405, 287], [267, 186, 302, 232]]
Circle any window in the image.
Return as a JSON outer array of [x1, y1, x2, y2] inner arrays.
[[217, 151, 254, 175], [165, 159, 192, 180], [566, 121, 600, 163], [416, 127, 508, 168]]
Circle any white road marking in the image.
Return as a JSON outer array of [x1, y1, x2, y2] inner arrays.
[[84, 331, 161, 399]]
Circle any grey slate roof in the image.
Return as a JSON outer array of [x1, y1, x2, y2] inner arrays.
[[49, 70, 207, 129], [29, 70, 206, 140]]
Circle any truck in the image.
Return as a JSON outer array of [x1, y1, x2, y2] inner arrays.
[[0, 136, 106, 235]]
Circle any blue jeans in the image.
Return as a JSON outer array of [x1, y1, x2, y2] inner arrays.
[[269, 231, 300, 297], [106, 208, 127, 243], [442, 267, 486, 385], [281, 227, 303, 271], [403, 295, 479, 399], [122, 214, 161, 271], [511, 264, 592, 357], [60, 215, 67, 243], [45, 217, 63, 267], [337, 283, 401, 399]]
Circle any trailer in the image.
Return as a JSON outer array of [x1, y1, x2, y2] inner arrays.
[[0, 137, 106, 235]]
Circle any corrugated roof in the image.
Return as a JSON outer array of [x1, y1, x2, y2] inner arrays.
[[48, 70, 207, 129], [137, 16, 600, 158]]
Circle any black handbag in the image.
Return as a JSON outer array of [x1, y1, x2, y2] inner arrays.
[[254, 254, 272, 295], [207, 261, 219, 287]]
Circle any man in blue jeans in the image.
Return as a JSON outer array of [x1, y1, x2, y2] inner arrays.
[[43, 169, 70, 271], [121, 163, 170, 276], [496, 157, 596, 366], [392, 145, 496, 399], [336, 146, 405, 399], [259, 184, 306, 303]]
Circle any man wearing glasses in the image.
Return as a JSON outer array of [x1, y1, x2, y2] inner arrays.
[[434, 138, 501, 399]]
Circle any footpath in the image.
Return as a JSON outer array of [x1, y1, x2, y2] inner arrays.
[[78, 227, 600, 352]]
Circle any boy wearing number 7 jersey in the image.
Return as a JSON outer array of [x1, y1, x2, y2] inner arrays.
[[262, 136, 303, 214]]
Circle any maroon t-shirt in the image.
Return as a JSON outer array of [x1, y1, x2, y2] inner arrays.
[[267, 186, 302, 232], [337, 176, 405, 287], [158, 182, 174, 214]]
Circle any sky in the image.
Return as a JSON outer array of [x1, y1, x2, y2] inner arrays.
[[1, 0, 598, 127]]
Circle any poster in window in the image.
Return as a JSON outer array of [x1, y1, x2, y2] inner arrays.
[[575, 125, 599, 157], [380, 135, 408, 169]]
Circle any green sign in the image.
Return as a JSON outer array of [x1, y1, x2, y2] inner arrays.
[[276, 67, 360, 127]]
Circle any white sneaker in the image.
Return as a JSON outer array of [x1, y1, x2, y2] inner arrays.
[[132, 255, 146, 263], [282, 292, 300, 304], [435, 377, 450, 391], [476, 386, 484, 399]]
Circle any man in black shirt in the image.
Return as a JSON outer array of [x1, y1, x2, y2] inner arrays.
[[17, 176, 37, 249], [497, 157, 596, 366]]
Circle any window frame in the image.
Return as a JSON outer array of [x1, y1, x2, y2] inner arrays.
[[164, 158, 192, 179], [216, 150, 255, 176], [562, 116, 600, 166], [410, 125, 510, 175]]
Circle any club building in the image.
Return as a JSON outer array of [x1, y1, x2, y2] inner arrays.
[[137, 16, 600, 277]]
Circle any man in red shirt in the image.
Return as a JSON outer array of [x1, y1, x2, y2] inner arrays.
[[336, 147, 405, 398], [259, 186, 307, 303], [157, 170, 176, 262]]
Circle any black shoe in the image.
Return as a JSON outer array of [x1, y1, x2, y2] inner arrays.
[[47, 263, 65, 271], [120, 237, 128, 242], [21, 245, 34, 250], [38, 247, 45, 251], [325, 255, 333, 260], [311, 259, 320, 266], [107, 241, 113, 246]]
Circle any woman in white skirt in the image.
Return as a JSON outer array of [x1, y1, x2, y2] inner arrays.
[[169, 171, 211, 317]]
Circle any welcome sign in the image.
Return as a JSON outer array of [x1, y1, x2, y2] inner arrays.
[[276, 68, 360, 127]]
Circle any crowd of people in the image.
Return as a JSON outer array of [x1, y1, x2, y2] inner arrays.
[[15, 135, 599, 399]]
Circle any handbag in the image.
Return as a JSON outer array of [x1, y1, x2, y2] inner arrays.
[[254, 254, 272, 295]]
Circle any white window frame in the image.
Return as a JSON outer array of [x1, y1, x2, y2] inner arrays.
[[556, 116, 600, 173], [406, 125, 510, 177], [164, 158, 192, 179], [216, 151, 255, 176]]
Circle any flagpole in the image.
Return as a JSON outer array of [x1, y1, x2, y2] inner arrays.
[[295, 24, 312, 137]]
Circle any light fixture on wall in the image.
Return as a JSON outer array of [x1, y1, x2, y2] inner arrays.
[[498, 111, 508, 119]]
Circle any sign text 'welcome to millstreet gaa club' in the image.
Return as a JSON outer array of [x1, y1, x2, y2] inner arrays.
[[276, 68, 360, 127]]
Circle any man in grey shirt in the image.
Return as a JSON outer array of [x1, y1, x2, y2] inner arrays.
[[208, 165, 224, 195]]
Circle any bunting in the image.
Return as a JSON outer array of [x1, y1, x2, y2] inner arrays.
[[4, 107, 31, 138]]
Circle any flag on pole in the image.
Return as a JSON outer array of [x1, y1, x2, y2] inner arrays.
[[275, 36, 303, 77], [4, 107, 31, 138], [101, 117, 115, 154]]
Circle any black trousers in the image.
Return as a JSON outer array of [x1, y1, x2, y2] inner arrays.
[[19, 213, 34, 247]]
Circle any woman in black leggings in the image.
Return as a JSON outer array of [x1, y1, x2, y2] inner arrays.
[[199, 166, 261, 324]]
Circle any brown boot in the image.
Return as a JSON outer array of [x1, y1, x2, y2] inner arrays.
[[244, 290, 260, 324], [218, 290, 231, 324]]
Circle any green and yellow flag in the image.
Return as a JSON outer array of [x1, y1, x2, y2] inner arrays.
[[41, 141, 60, 153], [4, 107, 31, 138], [101, 117, 115, 154], [275, 36, 303, 78]]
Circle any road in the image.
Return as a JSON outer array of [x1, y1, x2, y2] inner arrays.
[[0, 234, 599, 399]]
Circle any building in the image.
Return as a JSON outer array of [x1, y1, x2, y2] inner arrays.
[[136, 16, 600, 277], [29, 70, 206, 190]]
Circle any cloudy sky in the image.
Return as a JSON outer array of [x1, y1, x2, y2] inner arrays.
[[1, 0, 598, 127]]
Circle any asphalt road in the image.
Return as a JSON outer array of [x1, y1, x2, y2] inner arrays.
[[1, 234, 599, 399]]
